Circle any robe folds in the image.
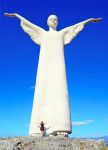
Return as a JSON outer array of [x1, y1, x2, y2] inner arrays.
[[18, 14, 85, 135]]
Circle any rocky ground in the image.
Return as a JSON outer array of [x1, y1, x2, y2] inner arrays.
[[0, 136, 108, 150]]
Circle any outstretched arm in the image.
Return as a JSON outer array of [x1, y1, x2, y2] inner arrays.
[[4, 13, 39, 28], [4, 13, 32, 23], [61, 18, 102, 45], [4, 13, 29, 23], [4, 13, 45, 46], [80, 18, 102, 25]]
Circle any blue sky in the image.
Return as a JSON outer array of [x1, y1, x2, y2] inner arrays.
[[0, 0, 108, 137]]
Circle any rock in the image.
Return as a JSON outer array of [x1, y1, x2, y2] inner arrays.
[[0, 136, 107, 150]]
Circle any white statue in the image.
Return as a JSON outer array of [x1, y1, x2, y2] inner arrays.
[[5, 13, 101, 136]]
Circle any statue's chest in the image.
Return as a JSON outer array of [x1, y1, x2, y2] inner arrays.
[[40, 31, 64, 58], [42, 31, 63, 44]]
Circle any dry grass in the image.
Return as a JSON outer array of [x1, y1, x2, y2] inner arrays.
[[100, 147, 108, 150]]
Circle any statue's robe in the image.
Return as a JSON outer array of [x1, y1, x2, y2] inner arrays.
[[18, 14, 85, 135]]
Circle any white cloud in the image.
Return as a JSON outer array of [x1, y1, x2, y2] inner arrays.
[[24, 120, 94, 129], [25, 123, 30, 128], [29, 86, 35, 89], [72, 120, 94, 127], [106, 118, 108, 122]]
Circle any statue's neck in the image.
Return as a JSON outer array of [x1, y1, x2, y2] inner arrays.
[[49, 27, 56, 31]]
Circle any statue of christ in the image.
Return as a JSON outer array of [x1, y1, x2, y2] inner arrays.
[[5, 13, 101, 136]]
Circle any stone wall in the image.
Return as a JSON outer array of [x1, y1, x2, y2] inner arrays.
[[0, 136, 108, 150]]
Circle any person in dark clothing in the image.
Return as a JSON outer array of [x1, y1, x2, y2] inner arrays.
[[37, 121, 45, 137]]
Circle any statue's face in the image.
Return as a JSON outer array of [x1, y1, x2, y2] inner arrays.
[[47, 15, 58, 29]]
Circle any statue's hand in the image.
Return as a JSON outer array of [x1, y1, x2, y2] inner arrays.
[[91, 18, 102, 23], [4, 13, 16, 17]]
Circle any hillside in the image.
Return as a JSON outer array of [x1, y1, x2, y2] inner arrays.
[[0, 136, 108, 150]]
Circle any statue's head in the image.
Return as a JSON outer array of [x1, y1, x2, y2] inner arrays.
[[47, 15, 58, 29]]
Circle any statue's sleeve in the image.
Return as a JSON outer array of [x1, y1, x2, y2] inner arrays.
[[61, 21, 87, 45], [16, 14, 45, 46]]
